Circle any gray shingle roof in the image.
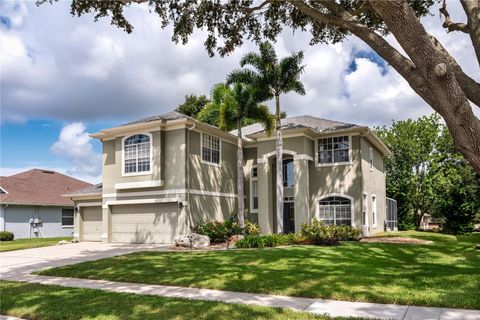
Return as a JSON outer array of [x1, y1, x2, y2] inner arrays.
[[65, 183, 102, 196], [232, 115, 359, 137], [120, 111, 188, 127]]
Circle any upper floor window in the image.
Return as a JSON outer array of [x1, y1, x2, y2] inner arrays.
[[124, 134, 151, 174], [202, 133, 220, 165], [318, 136, 350, 165], [318, 196, 352, 226], [62, 208, 74, 227]]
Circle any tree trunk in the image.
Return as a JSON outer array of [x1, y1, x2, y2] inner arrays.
[[369, 0, 480, 175], [275, 94, 284, 234], [237, 119, 245, 233]]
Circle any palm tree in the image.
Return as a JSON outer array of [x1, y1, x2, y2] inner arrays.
[[200, 82, 274, 232], [227, 42, 305, 234]]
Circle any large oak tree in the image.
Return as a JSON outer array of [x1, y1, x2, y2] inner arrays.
[[41, 0, 480, 174]]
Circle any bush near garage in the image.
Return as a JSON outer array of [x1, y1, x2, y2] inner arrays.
[[0, 231, 15, 241], [193, 218, 260, 243]]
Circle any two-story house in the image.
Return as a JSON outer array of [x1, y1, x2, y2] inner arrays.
[[67, 111, 390, 243]]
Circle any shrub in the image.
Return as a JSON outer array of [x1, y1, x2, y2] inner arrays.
[[335, 224, 362, 241], [235, 233, 306, 248], [0, 231, 14, 241], [193, 219, 261, 243], [300, 219, 361, 245]]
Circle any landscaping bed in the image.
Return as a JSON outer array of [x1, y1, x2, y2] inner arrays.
[[38, 231, 480, 309]]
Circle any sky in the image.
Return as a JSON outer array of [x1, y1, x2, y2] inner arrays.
[[1, 0, 478, 184]]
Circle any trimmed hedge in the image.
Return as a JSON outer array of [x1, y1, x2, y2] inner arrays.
[[193, 219, 260, 243], [235, 233, 306, 248], [301, 219, 361, 245], [0, 231, 14, 241], [235, 220, 361, 248]]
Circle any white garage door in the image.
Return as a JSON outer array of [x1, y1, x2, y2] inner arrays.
[[111, 203, 179, 244], [82, 207, 102, 242]]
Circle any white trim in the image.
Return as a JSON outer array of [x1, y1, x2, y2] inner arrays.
[[115, 180, 164, 190], [189, 189, 237, 198], [102, 233, 108, 239], [77, 202, 102, 208], [103, 189, 238, 199], [362, 192, 368, 227], [63, 192, 102, 198], [315, 135, 353, 168], [200, 132, 222, 167], [372, 193, 377, 228], [74, 233, 80, 237], [121, 132, 153, 177], [249, 165, 259, 213], [105, 198, 181, 206], [315, 193, 355, 227], [294, 154, 314, 161], [0, 186, 8, 194]]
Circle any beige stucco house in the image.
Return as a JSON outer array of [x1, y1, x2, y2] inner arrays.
[[66, 111, 390, 243]]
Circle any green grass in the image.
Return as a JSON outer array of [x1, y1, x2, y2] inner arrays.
[[0, 237, 72, 252], [38, 231, 480, 309], [0, 281, 339, 320]]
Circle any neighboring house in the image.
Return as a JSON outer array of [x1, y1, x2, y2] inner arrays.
[[0, 169, 92, 239], [69, 111, 390, 243]]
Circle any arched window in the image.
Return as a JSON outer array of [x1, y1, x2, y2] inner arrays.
[[124, 134, 151, 174], [318, 196, 352, 226]]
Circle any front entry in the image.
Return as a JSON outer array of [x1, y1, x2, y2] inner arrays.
[[283, 202, 295, 234]]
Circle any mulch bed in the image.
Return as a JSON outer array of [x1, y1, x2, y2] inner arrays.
[[360, 237, 432, 244]]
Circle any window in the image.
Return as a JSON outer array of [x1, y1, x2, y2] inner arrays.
[[369, 147, 374, 170], [318, 136, 350, 165], [318, 196, 352, 226], [283, 158, 294, 188], [124, 134, 151, 174], [372, 195, 377, 228], [62, 209, 74, 227], [202, 133, 220, 165], [250, 166, 258, 211]]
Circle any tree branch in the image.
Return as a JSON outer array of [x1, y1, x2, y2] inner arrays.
[[460, 0, 480, 68], [439, 4, 469, 34]]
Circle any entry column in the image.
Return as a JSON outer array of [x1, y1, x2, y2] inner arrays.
[[294, 156, 310, 233], [257, 158, 273, 234]]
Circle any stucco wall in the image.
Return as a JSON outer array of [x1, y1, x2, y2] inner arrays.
[[360, 137, 387, 235], [188, 130, 237, 194], [309, 135, 363, 228], [4, 205, 74, 239]]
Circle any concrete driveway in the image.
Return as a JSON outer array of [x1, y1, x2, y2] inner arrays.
[[0, 242, 170, 279]]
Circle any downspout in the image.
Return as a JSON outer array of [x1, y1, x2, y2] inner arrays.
[[186, 122, 196, 230]]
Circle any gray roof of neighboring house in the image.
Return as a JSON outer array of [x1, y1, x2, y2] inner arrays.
[[65, 183, 102, 196], [231, 115, 360, 137], [120, 111, 188, 127]]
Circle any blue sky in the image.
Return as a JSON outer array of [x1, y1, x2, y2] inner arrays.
[[1, 1, 478, 183]]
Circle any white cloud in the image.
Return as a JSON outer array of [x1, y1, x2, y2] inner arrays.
[[0, 1, 477, 127], [50, 122, 101, 180]]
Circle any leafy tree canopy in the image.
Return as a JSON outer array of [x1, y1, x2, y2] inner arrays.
[[176, 94, 210, 118]]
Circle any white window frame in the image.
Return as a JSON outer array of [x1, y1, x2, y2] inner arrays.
[[362, 192, 368, 227], [372, 194, 377, 228], [121, 132, 153, 177], [250, 165, 259, 213], [61, 208, 74, 228], [369, 147, 374, 171], [315, 193, 354, 227], [200, 132, 222, 167], [315, 135, 353, 167]]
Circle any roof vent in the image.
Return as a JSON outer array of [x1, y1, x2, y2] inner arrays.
[[42, 170, 55, 174]]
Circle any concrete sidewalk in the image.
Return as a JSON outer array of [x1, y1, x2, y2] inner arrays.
[[1, 243, 480, 320]]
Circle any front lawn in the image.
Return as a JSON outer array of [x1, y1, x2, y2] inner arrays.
[[0, 281, 336, 320], [38, 231, 480, 309], [0, 237, 72, 252]]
